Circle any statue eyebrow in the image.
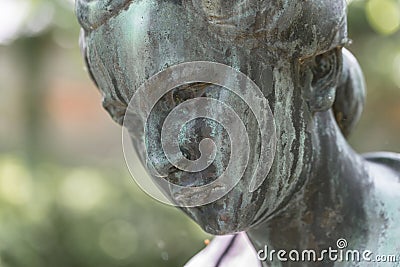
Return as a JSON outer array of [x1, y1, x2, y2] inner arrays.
[[76, 0, 183, 32], [76, 0, 134, 32], [298, 44, 348, 64]]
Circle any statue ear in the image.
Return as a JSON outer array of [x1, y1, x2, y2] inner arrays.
[[332, 49, 366, 138], [301, 48, 343, 112]]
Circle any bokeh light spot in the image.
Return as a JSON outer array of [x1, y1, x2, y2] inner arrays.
[[0, 0, 29, 44], [0, 158, 33, 205], [366, 0, 400, 35], [59, 168, 106, 211], [99, 220, 138, 260]]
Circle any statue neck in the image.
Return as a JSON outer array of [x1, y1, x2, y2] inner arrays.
[[247, 110, 374, 266]]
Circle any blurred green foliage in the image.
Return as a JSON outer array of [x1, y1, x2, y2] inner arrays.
[[346, 0, 400, 152], [0, 157, 209, 267], [0, 0, 399, 266]]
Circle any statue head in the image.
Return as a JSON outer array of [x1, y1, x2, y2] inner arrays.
[[76, 0, 365, 234]]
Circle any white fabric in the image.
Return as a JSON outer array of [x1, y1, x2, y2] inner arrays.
[[185, 232, 261, 267]]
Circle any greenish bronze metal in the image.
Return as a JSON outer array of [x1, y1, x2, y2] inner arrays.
[[76, 1, 400, 266]]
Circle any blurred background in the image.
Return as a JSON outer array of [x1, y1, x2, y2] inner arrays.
[[0, 0, 399, 266]]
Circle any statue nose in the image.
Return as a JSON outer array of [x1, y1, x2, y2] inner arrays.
[[149, 117, 230, 188]]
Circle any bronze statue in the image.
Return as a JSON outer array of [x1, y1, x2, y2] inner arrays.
[[76, 0, 400, 266]]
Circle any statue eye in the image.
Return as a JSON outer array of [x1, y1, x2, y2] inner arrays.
[[299, 48, 343, 112], [311, 49, 341, 86], [315, 54, 332, 77]]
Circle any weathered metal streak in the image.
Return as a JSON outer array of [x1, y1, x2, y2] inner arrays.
[[76, 1, 400, 266]]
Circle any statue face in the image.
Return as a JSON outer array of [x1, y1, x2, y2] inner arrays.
[[78, 0, 347, 234]]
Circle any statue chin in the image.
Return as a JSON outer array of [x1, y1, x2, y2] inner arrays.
[[182, 205, 257, 235], [176, 175, 277, 235]]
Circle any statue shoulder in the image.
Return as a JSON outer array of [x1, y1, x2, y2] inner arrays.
[[362, 152, 400, 258], [363, 152, 400, 177]]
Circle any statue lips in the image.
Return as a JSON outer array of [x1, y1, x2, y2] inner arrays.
[[171, 183, 228, 208]]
